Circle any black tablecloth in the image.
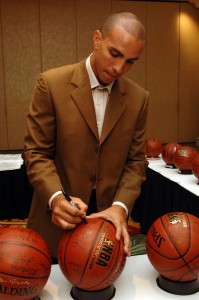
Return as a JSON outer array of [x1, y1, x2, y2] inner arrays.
[[131, 168, 199, 234], [0, 163, 33, 219], [1, 164, 199, 229]]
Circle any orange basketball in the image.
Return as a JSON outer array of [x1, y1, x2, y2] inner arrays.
[[146, 212, 199, 284], [0, 226, 51, 300], [192, 153, 199, 184], [146, 137, 163, 158], [162, 142, 181, 167], [58, 218, 126, 291], [173, 146, 197, 173]]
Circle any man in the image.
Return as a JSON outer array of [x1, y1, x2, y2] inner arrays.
[[22, 11, 149, 260]]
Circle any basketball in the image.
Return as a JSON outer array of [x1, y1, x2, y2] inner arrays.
[[173, 146, 197, 173], [162, 142, 181, 167], [58, 218, 126, 291], [0, 226, 51, 300], [146, 212, 199, 283], [146, 137, 163, 158], [192, 153, 199, 184]]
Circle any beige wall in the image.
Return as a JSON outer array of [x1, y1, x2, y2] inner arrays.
[[0, 0, 199, 150]]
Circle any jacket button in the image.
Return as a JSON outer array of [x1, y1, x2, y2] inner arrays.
[[90, 175, 96, 182], [94, 147, 98, 153]]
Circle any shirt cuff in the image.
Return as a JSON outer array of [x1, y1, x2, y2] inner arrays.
[[112, 201, 128, 216], [48, 190, 62, 209]]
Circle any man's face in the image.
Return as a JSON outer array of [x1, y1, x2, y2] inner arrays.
[[90, 25, 145, 85]]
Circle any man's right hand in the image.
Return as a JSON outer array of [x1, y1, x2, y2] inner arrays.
[[51, 194, 87, 229]]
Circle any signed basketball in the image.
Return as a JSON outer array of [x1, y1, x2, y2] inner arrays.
[[58, 218, 126, 291], [146, 212, 199, 283], [162, 142, 181, 167], [173, 146, 197, 173], [146, 137, 163, 158], [192, 153, 199, 184], [0, 226, 51, 300]]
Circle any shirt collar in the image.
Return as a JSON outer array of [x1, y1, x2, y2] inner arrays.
[[86, 54, 114, 94]]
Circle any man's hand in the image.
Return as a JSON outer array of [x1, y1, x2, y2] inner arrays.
[[86, 205, 131, 256], [51, 194, 87, 229]]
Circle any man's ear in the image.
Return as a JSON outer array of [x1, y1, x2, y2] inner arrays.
[[93, 30, 102, 50]]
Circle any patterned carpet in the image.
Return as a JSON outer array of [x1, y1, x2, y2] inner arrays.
[[0, 218, 146, 256], [128, 219, 146, 256]]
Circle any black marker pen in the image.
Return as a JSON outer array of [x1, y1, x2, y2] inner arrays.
[[61, 189, 87, 223]]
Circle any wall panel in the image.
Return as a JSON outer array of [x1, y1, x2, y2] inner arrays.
[[76, 0, 112, 61], [1, 0, 41, 149], [112, 1, 147, 89], [0, 3, 8, 149], [40, 0, 77, 71], [146, 2, 180, 142], [0, 0, 199, 150], [179, 4, 199, 142]]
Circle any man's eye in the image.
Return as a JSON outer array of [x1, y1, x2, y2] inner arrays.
[[127, 60, 135, 64], [111, 52, 119, 58]]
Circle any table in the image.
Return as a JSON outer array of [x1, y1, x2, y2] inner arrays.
[[0, 154, 33, 220], [131, 158, 199, 234], [39, 254, 198, 300], [148, 158, 199, 196], [0, 154, 23, 171]]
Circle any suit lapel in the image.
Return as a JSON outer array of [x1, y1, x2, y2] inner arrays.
[[70, 61, 99, 140], [69, 60, 127, 143], [100, 79, 127, 145]]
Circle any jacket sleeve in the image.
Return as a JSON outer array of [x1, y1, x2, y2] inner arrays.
[[22, 73, 63, 210]]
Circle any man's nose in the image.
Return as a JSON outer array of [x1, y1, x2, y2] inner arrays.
[[113, 61, 125, 75]]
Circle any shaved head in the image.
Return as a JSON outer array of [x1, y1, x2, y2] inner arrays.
[[100, 12, 146, 41], [91, 11, 146, 85]]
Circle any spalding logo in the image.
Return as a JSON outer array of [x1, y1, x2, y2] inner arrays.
[[149, 224, 165, 248], [0, 284, 39, 296]]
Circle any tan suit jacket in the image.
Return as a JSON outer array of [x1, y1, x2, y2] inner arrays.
[[23, 59, 149, 257]]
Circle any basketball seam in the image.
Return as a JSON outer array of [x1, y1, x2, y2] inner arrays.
[[0, 241, 51, 263], [147, 213, 199, 282], [0, 271, 49, 280], [76, 220, 106, 286], [161, 214, 190, 256], [85, 225, 123, 290], [160, 214, 198, 281], [61, 229, 74, 280], [86, 250, 125, 290]]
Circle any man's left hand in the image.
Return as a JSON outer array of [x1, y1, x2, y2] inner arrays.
[[86, 205, 131, 256]]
